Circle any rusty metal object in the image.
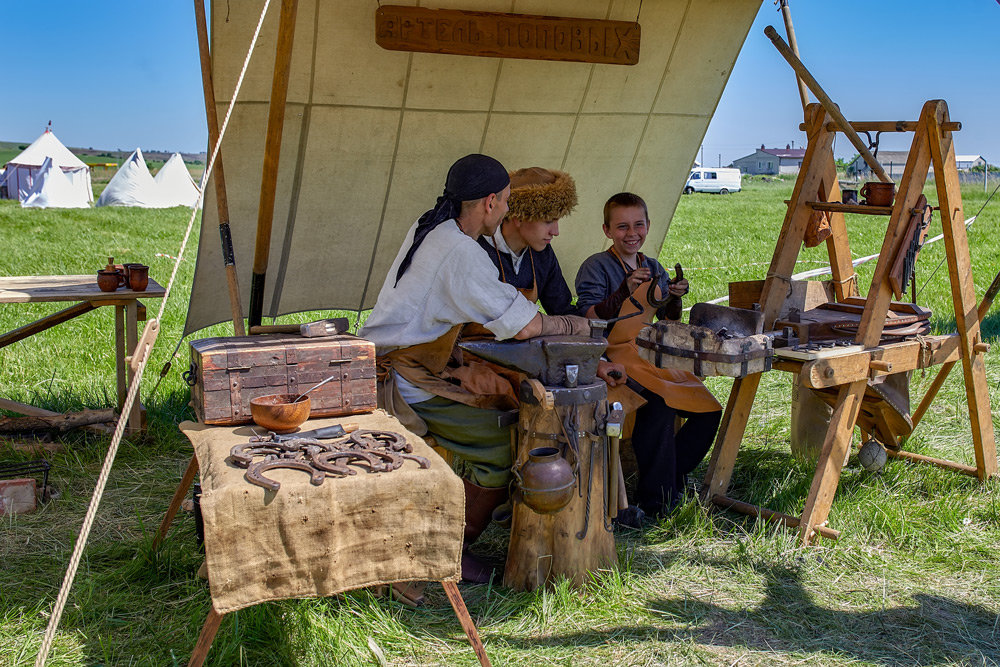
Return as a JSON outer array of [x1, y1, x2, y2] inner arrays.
[[399, 453, 430, 469], [349, 429, 410, 452], [459, 336, 607, 387], [311, 451, 363, 475], [249, 422, 357, 443], [229, 443, 282, 468], [647, 263, 684, 309], [245, 458, 326, 491]]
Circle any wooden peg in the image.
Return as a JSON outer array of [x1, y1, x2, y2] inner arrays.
[[974, 342, 990, 355], [869, 359, 893, 373]]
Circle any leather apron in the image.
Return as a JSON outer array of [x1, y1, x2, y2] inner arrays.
[[377, 245, 537, 424], [604, 249, 720, 414]]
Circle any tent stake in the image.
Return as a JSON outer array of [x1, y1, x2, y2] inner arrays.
[[249, 0, 299, 329], [194, 0, 246, 336]]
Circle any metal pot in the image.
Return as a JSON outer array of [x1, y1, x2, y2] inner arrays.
[[513, 446, 576, 514]]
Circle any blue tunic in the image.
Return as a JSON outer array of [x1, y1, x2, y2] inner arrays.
[[477, 237, 574, 316]]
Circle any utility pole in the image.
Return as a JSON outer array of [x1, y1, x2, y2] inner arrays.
[[700, 145, 705, 167], [718, 153, 722, 168]]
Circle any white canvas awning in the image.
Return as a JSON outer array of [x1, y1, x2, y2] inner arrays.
[[185, 0, 763, 334]]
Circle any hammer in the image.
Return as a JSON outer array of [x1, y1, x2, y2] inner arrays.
[[248, 317, 349, 337]]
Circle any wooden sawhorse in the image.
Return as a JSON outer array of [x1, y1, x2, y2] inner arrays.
[[701, 100, 997, 545]]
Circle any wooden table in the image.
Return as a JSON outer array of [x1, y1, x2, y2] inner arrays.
[[0, 275, 166, 434]]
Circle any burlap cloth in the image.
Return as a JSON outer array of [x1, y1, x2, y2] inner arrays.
[[179, 410, 463, 613]]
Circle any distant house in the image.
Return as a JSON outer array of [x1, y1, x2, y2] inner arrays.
[[731, 144, 806, 175], [848, 152, 986, 179]]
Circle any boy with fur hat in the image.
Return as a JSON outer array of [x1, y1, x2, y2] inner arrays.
[[576, 192, 722, 520]]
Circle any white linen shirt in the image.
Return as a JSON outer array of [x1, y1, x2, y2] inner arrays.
[[360, 219, 539, 353]]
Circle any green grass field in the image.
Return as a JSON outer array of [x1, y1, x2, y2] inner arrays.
[[1, 178, 998, 666]]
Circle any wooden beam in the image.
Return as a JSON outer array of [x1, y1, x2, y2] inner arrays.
[[765, 25, 891, 184], [711, 494, 840, 540], [187, 607, 224, 667], [194, 0, 246, 337], [442, 581, 493, 667], [701, 373, 762, 499], [926, 101, 998, 479], [886, 448, 979, 477], [799, 120, 962, 134], [154, 454, 200, 551], [248, 0, 299, 328], [0, 302, 96, 349]]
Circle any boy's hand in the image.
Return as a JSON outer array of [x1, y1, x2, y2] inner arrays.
[[597, 360, 627, 387], [626, 267, 651, 293], [668, 278, 689, 297]]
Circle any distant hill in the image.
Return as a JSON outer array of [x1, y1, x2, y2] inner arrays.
[[0, 139, 208, 166]]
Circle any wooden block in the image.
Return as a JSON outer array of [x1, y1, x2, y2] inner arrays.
[[0, 478, 36, 515], [728, 279, 833, 318]]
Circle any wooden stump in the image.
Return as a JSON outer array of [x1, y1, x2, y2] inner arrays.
[[504, 385, 615, 591]]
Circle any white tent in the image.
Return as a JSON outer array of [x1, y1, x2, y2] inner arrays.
[[96, 148, 167, 208], [154, 153, 202, 208], [1, 130, 93, 204], [21, 157, 91, 208]]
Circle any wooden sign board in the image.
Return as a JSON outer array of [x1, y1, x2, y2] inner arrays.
[[375, 5, 640, 65]]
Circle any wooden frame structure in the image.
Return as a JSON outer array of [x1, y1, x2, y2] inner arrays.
[[701, 100, 997, 545]]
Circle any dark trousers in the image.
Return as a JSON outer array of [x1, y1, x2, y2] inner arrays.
[[629, 386, 722, 516]]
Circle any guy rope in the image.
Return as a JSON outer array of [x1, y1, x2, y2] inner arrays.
[[34, 1, 273, 663]]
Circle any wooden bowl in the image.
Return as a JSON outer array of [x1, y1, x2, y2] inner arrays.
[[250, 394, 311, 433]]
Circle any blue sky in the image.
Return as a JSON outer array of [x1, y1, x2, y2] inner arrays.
[[3, 2, 997, 164]]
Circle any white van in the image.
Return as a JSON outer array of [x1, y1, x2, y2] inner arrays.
[[684, 167, 741, 194]]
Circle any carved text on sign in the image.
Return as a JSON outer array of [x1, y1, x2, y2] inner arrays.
[[375, 6, 640, 66]]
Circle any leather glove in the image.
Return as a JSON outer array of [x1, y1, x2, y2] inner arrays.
[[539, 313, 591, 337], [592, 276, 632, 320]]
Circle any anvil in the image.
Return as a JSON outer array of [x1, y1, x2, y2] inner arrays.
[[459, 335, 607, 387]]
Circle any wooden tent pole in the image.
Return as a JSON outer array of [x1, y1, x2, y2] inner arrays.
[[764, 25, 892, 184], [248, 0, 298, 329], [777, 0, 810, 112], [194, 0, 245, 336]]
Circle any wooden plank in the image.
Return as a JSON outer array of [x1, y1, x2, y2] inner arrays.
[[760, 104, 836, 329], [0, 275, 165, 304], [701, 373, 762, 499], [927, 102, 998, 478], [248, 0, 299, 328], [818, 156, 858, 301], [0, 301, 96, 349], [442, 581, 493, 667], [711, 495, 840, 540], [153, 454, 200, 550], [808, 201, 893, 216], [187, 607, 224, 667], [800, 335, 962, 388], [126, 302, 141, 435], [375, 5, 640, 66], [797, 379, 867, 544], [852, 101, 935, 350], [886, 448, 979, 477]]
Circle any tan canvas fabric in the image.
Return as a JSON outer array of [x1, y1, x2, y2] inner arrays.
[[184, 0, 763, 334], [180, 411, 463, 613]]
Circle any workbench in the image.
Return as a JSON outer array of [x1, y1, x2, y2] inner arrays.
[[155, 411, 492, 666], [0, 274, 165, 434]]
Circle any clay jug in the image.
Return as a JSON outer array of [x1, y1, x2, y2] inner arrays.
[[513, 446, 576, 514]]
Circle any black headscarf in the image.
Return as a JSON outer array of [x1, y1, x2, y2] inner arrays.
[[394, 153, 510, 286]]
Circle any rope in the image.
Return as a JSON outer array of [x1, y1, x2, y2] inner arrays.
[[35, 2, 273, 663]]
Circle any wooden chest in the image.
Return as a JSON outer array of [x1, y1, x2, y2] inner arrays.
[[188, 334, 376, 425]]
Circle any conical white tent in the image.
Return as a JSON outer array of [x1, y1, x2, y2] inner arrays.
[[97, 148, 167, 208], [1, 130, 93, 204], [154, 153, 202, 208], [21, 157, 91, 208]]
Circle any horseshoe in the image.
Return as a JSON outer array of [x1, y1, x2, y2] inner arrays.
[[312, 451, 371, 477], [349, 429, 410, 452], [356, 448, 404, 470], [229, 443, 282, 468], [399, 453, 430, 469], [245, 459, 326, 492]]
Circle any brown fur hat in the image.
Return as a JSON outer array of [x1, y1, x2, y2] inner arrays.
[[506, 167, 578, 222]]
